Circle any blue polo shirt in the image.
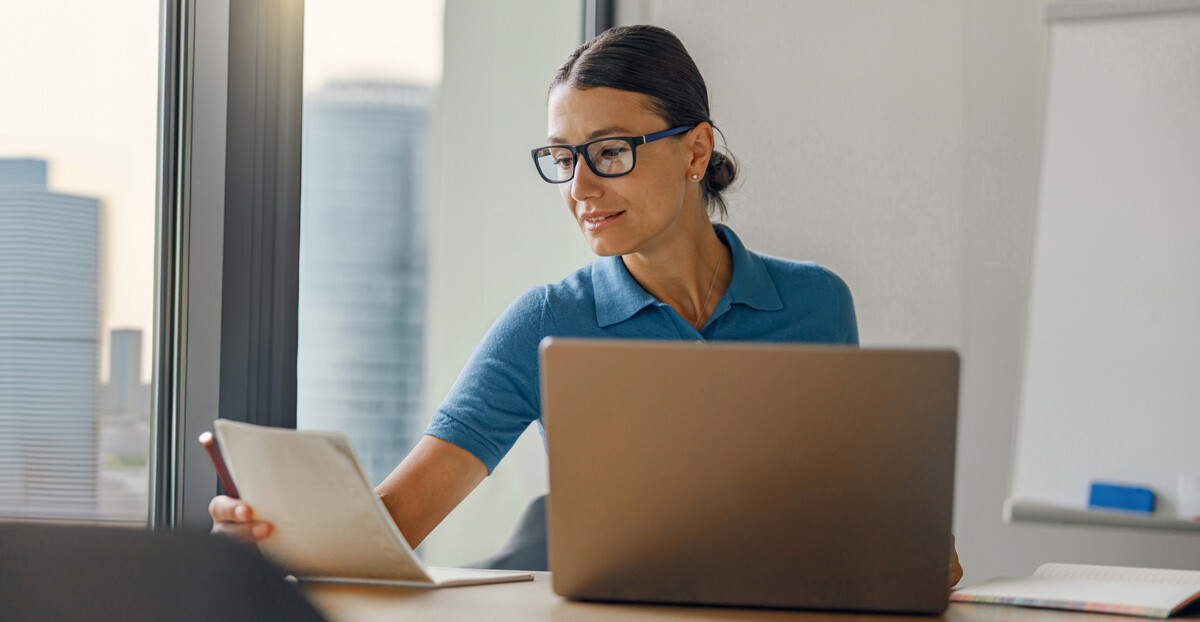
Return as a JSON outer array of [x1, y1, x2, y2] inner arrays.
[[424, 225, 858, 473]]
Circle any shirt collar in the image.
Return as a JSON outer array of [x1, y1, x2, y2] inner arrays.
[[715, 224, 783, 313], [591, 224, 783, 328], [592, 254, 658, 328]]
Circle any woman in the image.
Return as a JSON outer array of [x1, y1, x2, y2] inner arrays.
[[211, 24, 962, 586]]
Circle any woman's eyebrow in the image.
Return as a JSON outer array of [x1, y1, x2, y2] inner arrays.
[[547, 126, 634, 145]]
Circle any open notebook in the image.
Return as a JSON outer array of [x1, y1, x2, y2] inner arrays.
[[211, 419, 532, 588], [952, 563, 1200, 618]]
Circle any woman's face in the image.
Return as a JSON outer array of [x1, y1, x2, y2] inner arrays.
[[547, 85, 704, 257]]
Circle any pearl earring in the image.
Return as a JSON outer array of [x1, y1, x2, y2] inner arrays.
[[690, 173, 699, 180]]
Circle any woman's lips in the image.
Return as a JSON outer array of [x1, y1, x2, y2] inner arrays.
[[581, 211, 624, 231]]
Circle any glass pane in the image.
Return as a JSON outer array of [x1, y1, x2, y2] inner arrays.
[[0, 2, 158, 522], [298, 0, 441, 490], [299, 0, 586, 565]]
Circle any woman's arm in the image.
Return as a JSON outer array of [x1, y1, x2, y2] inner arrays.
[[375, 434, 488, 549]]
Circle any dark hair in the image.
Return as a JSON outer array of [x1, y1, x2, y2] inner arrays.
[[550, 25, 738, 220]]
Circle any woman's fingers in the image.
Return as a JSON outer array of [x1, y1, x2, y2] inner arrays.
[[208, 494, 250, 521], [949, 534, 964, 587], [209, 495, 273, 542], [212, 519, 273, 542]]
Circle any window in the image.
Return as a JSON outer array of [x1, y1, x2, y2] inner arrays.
[[298, 0, 590, 564], [0, 0, 609, 549], [298, 0, 442, 490], [0, 1, 159, 523]]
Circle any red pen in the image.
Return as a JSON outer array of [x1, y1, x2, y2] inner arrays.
[[199, 431, 240, 499]]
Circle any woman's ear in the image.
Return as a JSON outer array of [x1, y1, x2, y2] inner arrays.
[[686, 122, 715, 177]]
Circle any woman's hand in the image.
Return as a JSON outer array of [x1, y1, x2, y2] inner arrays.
[[950, 534, 964, 587], [209, 495, 273, 543]]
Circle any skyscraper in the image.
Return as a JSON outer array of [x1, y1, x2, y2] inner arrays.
[[97, 327, 151, 521], [0, 158, 99, 519], [101, 328, 148, 413], [297, 82, 430, 485]]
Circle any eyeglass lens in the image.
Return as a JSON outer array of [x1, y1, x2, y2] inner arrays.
[[535, 139, 634, 182]]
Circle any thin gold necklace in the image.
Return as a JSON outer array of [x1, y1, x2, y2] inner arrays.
[[693, 251, 723, 330]]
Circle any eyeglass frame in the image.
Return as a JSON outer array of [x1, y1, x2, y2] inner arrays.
[[530, 125, 694, 184]]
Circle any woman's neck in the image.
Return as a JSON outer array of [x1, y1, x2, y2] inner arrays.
[[621, 220, 732, 330]]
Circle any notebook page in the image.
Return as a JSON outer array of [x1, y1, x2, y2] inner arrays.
[[214, 420, 433, 584], [1035, 564, 1200, 586]]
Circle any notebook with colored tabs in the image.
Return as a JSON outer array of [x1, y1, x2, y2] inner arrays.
[[953, 563, 1200, 618]]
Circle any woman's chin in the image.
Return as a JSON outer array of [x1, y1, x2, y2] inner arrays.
[[582, 232, 626, 257], [587, 244, 624, 258]]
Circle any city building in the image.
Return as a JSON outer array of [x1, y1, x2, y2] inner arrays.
[[96, 327, 151, 521], [99, 328, 150, 414], [0, 158, 99, 519], [297, 82, 431, 485]]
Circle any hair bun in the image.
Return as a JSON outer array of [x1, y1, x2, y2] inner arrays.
[[702, 150, 738, 219]]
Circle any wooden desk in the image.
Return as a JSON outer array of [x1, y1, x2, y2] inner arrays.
[[304, 573, 1191, 622]]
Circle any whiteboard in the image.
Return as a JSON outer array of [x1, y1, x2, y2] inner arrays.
[[1008, 3, 1200, 518]]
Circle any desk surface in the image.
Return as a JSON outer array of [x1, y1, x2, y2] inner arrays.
[[303, 573, 1197, 622]]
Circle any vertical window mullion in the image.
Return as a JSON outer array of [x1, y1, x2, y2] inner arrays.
[[160, 0, 303, 531]]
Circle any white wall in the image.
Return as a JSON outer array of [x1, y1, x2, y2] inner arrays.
[[621, 0, 966, 348], [618, 0, 1200, 584]]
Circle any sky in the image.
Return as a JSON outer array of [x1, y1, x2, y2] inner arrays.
[[0, 0, 443, 382]]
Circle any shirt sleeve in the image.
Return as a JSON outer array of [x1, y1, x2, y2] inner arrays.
[[424, 286, 548, 474], [829, 270, 859, 346]]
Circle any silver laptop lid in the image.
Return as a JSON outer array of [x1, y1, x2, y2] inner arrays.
[[541, 338, 959, 613]]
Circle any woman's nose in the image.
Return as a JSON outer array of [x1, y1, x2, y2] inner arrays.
[[569, 156, 602, 202]]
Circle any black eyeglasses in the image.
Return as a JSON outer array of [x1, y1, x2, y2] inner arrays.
[[531, 126, 693, 184]]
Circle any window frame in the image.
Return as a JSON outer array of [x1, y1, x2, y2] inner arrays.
[[583, 0, 615, 40], [153, 0, 304, 530], [153, 0, 608, 531]]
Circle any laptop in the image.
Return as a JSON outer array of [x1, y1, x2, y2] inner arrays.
[[539, 338, 960, 613]]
